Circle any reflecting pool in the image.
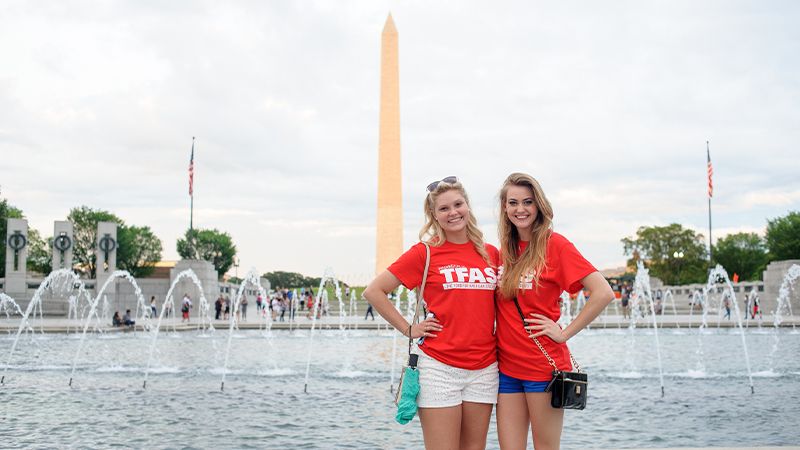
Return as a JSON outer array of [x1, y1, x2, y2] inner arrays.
[[1, 328, 798, 449]]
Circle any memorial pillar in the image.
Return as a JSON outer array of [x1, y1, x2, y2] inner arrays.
[[52, 221, 74, 271], [4, 218, 28, 295], [95, 222, 117, 291]]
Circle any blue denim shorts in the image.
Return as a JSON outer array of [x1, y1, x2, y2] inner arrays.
[[498, 371, 550, 394]]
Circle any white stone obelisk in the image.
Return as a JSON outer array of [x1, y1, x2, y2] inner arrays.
[[375, 14, 403, 275]]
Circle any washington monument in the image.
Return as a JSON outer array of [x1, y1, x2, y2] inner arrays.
[[375, 14, 403, 274]]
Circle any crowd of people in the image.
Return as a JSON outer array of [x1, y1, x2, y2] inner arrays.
[[208, 286, 340, 322], [109, 286, 368, 328]]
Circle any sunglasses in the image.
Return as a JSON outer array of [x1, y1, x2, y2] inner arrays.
[[426, 176, 458, 192]]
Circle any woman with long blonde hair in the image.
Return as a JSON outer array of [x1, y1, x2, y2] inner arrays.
[[494, 173, 614, 450], [364, 176, 500, 450]]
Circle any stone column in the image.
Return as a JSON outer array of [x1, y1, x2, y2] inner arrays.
[[52, 221, 74, 271], [4, 218, 28, 295], [95, 222, 118, 293], [762, 259, 800, 316], [170, 259, 220, 317], [375, 14, 404, 274]]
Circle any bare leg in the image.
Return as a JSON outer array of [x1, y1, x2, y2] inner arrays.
[[419, 406, 462, 450], [497, 393, 529, 450], [459, 401, 493, 450], [527, 393, 564, 450]]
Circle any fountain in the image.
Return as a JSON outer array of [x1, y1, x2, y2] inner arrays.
[[303, 267, 343, 393], [1, 262, 798, 448], [143, 268, 213, 389], [558, 291, 572, 326], [2, 269, 90, 384], [773, 264, 799, 328], [69, 270, 148, 386], [661, 289, 679, 327], [765, 264, 800, 374], [700, 264, 756, 394], [630, 261, 666, 396], [220, 268, 268, 391]]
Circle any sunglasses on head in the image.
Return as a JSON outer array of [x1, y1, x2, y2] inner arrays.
[[426, 176, 458, 192]]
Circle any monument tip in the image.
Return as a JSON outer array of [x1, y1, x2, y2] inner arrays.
[[383, 13, 397, 33]]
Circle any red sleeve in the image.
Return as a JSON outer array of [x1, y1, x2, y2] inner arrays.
[[387, 243, 427, 290], [555, 238, 597, 294]]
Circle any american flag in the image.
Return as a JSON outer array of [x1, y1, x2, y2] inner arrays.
[[706, 143, 713, 198], [189, 138, 195, 196]]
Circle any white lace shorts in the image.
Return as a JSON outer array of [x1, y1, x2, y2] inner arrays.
[[416, 351, 499, 408]]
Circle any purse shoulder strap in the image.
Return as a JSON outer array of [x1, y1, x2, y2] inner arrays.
[[408, 243, 431, 353], [511, 296, 581, 372], [415, 242, 431, 319]]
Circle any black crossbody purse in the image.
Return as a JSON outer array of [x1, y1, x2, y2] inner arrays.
[[512, 297, 587, 410]]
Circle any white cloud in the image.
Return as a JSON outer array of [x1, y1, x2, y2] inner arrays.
[[1, 1, 798, 279]]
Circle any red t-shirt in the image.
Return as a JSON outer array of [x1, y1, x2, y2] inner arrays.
[[496, 232, 596, 381], [388, 241, 500, 370]]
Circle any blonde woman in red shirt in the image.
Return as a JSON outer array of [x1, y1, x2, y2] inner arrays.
[[364, 176, 500, 450], [494, 173, 614, 450]]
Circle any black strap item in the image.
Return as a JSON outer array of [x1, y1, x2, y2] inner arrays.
[[511, 297, 580, 373]]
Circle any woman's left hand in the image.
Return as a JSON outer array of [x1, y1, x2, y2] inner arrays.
[[524, 313, 567, 343]]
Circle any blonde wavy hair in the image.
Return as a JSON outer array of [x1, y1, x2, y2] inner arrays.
[[498, 172, 553, 298], [419, 179, 491, 264]]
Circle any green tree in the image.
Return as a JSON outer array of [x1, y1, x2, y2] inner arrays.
[[117, 225, 163, 278], [765, 211, 800, 261], [176, 228, 237, 278], [26, 229, 52, 275], [0, 197, 24, 278], [67, 206, 123, 278], [712, 232, 768, 281], [622, 223, 708, 285], [262, 271, 323, 289]]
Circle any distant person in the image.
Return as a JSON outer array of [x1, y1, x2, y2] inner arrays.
[[723, 293, 731, 320], [364, 302, 375, 320], [123, 309, 135, 327], [621, 287, 630, 319], [271, 295, 281, 321], [181, 294, 193, 322], [752, 294, 761, 319], [112, 311, 122, 327], [215, 295, 223, 320], [306, 293, 315, 319], [150, 296, 158, 318], [256, 294, 263, 313], [224, 296, 231, 320]]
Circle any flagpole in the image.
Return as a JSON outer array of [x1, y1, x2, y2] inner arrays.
[[190, 136, 195, 233], [707, 140, 713, 265]]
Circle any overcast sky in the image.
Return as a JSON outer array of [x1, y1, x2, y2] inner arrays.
[[1, 1, 798, 284]]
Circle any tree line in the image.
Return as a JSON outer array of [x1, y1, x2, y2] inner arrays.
[[260, 271, 324, 290], [3, 195, 798, 285], [622, 211, 800, 284]]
